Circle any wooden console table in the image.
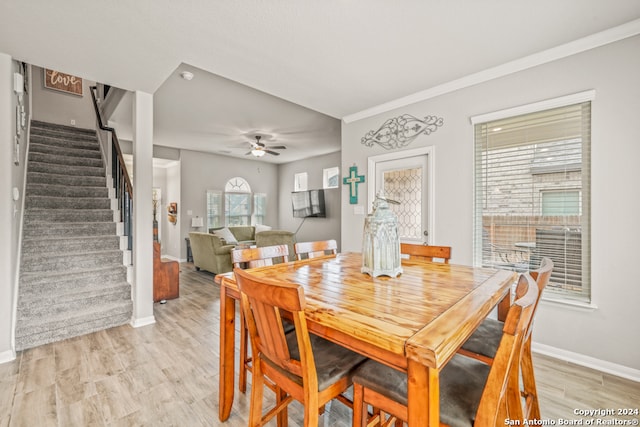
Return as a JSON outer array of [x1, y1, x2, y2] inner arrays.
[[153, 242, 179, 302]]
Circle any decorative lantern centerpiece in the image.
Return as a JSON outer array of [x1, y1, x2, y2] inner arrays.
[[361, 192, 403, 278]]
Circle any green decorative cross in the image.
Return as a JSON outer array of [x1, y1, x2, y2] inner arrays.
[[343, 165, 365, 204]]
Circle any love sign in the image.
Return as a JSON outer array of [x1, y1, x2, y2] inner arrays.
[[44, 69, 83, 96]]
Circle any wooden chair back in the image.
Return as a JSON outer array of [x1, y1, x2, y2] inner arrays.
[[235, 267, 323, 425], [230, 243, 290, 394], [400, 243, 451, 263], [476, 272, 538, 424], [521, 257, 553, 420], [234, 268, 310, 378], [294, 239, 338, 260], [231, 244, 289, 269]]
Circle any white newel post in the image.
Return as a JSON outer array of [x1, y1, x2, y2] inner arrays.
[[131, 90, 155, 327]]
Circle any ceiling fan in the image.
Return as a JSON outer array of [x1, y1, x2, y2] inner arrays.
[[246, 135, 287, 157]]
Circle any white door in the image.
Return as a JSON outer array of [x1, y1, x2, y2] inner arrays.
[[373, 152, 430, 245]]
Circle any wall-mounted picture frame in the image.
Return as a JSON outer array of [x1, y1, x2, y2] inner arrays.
[[168, 202, 178, 224], [323, 167, 340, 189], [294, 172, 308, 192], [44, 68, 83, 96]]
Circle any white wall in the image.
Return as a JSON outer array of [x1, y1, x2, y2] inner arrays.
[[0, 55, 29, 361], [31, 66, 96, 129], [278, 151, 342, 246], [341, 36, 640, 371], [164, 162, 182, 260], [178, 149, 279, 260]]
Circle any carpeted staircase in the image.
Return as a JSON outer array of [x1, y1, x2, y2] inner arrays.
[[15, 120, 132, 351]]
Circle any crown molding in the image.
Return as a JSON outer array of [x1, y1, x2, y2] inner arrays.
[[342, 19, 640, 124]]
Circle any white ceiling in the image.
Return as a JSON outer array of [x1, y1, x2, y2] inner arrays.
[[2, 1, 639, 163]]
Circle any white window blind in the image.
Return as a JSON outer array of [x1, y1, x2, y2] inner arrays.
[[473, 102, 591, 302]]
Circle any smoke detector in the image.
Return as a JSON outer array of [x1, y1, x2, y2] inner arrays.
[[180, 71, 194, 81]]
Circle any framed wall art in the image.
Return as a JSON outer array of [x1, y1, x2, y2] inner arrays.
[[44, 69, 83, 96]]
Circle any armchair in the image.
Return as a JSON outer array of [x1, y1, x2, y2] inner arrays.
[[255, 230, 296, 262], [188, 232, 234, 274]]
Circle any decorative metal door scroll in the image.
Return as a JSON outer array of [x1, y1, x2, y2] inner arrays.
[[361, 114, 444, 150]]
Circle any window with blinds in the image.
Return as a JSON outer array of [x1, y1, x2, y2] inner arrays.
[[473, 101, 591, 302]]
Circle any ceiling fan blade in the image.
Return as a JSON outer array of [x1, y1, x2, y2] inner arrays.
[[265, 150, 280, 156], [268, 145, 287, 150]]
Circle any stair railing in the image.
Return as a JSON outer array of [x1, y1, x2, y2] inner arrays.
[[89, 86, 133, 255]]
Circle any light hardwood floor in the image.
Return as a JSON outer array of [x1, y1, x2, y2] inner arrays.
[[1, 263, 638, 426]]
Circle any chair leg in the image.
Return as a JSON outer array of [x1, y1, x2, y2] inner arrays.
[[352, 383, 367, 427], [276, 387, 288, 427], [521, 337, 541, 420], [304, 405, 319, 426], [239, 312, 249, 393], [249, 357, 265, 427]]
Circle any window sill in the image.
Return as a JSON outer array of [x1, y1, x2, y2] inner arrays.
[[540, 295, 598, 310]]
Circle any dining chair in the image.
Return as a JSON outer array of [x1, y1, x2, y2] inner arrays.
[[231, 244, 290, 393], [294, 239, 338, 260], [399, 243, 451, 263], [351, 273, 538, 427], [234, 267, 367, 427], [457, 257, 553, 420]]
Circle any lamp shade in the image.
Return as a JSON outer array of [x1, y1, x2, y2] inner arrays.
[[191, 217, 204, 228]]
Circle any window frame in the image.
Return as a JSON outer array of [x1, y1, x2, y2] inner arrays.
[[471, 91, 594, 304], [206, 178, 268, 229]]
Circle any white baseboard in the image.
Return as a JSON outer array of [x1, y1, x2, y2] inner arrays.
[[532, 342, 640, 382], [130, 316, 156, 328], [0, 349, 16, 365]]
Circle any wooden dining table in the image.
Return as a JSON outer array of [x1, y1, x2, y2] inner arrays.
[[215, 252, 515, 426]]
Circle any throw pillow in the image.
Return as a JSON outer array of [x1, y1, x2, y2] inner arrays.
[[213, 227, 238, 245], [255, 224, 272, 234]]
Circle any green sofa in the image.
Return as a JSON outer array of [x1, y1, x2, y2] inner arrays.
[[209, 226, 257, 245], [190, 226, 297, 274]]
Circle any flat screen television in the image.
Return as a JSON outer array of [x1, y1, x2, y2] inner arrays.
[[292, 189, 326, 218]]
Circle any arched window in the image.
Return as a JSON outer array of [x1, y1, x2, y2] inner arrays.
[[224, 177, 252, 226], [207, 177, 267, 230]]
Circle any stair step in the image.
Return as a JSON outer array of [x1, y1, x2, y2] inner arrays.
[[31, 120, 97, 136], [27, 171, 107, 187], [26, 195, 111, 210], [20, 265, 126, 293], [27, 183, 108, 198], [22, 235, 121, 254], [21, 249, 124, 273], [30, 124, 98, 140], [29, 161, 105, 177], [29, 142, 102, 159], [29, 134, 100, 151], [18, 282, 131, 319], [15, 301, 132, 351], [29, 151, 104, 168], [23, 221, 117, 238], [16, 120, 132, 352], [25, 209, 114, 223]]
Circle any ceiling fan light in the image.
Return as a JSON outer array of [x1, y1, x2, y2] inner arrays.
[[251, 148, 265, 157]]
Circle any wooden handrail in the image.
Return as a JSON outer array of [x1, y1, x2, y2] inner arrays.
[[90, 85, 133, 254], [89, 86, 133, 198]]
